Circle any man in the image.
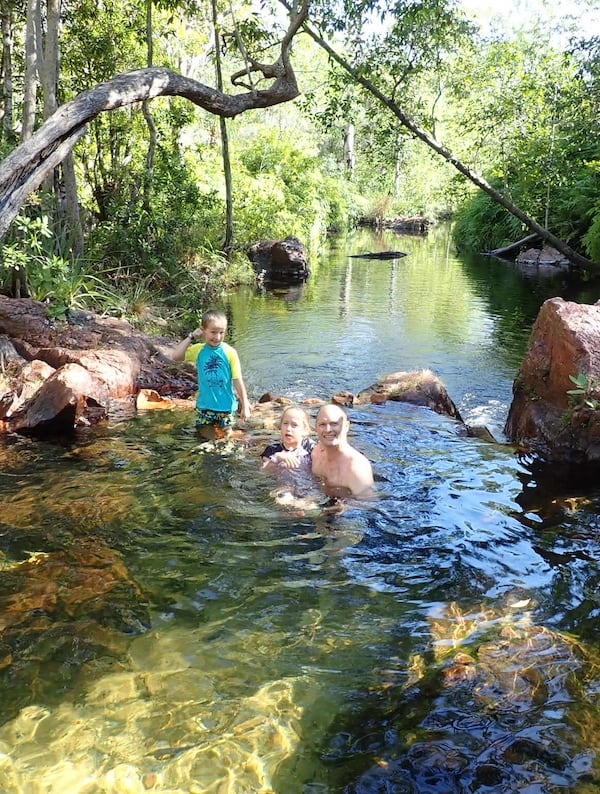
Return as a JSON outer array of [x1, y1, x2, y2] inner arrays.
[[311, 403, 375, 498]]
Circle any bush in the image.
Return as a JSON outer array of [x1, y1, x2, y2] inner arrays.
[[452, 180, 526, 253]]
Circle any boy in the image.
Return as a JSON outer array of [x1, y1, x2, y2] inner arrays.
[[170, 309, 251, 439]]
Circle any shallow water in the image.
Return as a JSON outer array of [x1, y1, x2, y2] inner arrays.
[[2, 227, 600, 793]]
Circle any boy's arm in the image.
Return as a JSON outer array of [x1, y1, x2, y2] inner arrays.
[[168, 328, 203, 361], [233, 377, 251, 420]]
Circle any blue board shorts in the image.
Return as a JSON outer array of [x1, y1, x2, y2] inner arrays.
[[195, 408, 235, 428]]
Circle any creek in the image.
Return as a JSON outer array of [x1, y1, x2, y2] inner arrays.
[[2, 224, 600, 793]]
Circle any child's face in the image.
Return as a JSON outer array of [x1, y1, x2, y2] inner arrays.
[[202, 318, 227, 347], [280, 409, 309, 450]]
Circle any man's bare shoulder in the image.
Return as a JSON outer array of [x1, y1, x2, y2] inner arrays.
[[349, 450, 374, 483]]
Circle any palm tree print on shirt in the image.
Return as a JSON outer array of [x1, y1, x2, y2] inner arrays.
[[203, 352, 228, 387]]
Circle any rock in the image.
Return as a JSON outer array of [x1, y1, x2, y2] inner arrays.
[[258, 391, 284, 404], [247, 236, 310, 284], [465, 424, 497, 443], [505, 297, 600, 463], [0, 539, 149, 718], [345, 369, 463, 422], [0, 359, 56, 417], [0, 296, 197, 434], [515, 245, 570, 275], [349, 619, 591, 793], [4, 363, 108, 433], [135, 389, 193, 411]]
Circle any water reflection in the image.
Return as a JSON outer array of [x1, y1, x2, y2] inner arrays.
[[2, 230, 600, 791]]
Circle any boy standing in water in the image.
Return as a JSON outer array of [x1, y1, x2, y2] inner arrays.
[[171, 309, 251, 439]]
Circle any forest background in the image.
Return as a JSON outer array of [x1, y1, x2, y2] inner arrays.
[[0, 0, 598, 332]]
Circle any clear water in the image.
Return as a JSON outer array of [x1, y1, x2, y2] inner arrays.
[[2, 226, 600, 793]]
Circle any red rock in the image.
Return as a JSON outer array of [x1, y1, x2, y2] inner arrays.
[[505, 297, 600, 462]]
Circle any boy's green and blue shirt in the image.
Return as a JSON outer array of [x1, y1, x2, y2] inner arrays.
[[185, 341, 242, 413]]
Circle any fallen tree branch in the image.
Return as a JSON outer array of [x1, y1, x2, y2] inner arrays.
[[485, 233, 542, 258]]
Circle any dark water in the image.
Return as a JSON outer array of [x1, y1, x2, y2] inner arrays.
[[2, 226, 600, 792]]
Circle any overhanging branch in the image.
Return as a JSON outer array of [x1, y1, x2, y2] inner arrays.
[[0, 1, 309, 240]]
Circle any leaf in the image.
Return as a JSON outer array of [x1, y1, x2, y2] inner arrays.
[[568, 373, 588, 389]]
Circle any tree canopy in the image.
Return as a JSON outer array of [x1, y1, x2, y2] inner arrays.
[[0, 0, 598, 315]]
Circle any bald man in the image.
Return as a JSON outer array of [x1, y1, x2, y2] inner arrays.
[[311, 404, 375, 498]]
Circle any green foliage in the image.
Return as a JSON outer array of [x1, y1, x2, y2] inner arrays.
[[447, 30, 600, 259], [567, 373, 600, 410], [86, 121, 220, 279], [228, 130, 356, 249], [0, 215, 66, 299], [583, 210, 600, 263], [0, 215, 119, 319], [452, 180, 525, 253], [61, 0, 147, 91], [580, 162, 600, 262]]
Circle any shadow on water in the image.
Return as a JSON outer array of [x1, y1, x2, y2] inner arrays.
[[2, 229, 600, 791]]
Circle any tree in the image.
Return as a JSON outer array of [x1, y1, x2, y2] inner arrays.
[[21, 0, 37, 141], [211, 0, 234, 254], [1, 0, 15, 142], [0, 0, 308, 240], [286, 1, 597, 272]]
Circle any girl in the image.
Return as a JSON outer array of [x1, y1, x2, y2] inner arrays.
[[261, 406, 315, 472]]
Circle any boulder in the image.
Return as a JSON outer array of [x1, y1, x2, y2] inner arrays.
[[3, 363, 109, 433], [514, 245, 570, 277], [336, 369, 464, 422], [0, 296, 197, 434], [247, 236, 310, 284], [505, 297, 600, 463]]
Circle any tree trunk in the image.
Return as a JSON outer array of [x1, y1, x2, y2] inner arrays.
[[487, 233, 541, 258], [21, 0, 38, 141], [344, 122, 355, 174], [41, 0, 59, 118], [142, 0, 156, 214], [1, 3, 14, 140], [37, 0, 84, 257], [296, 10, 599, 275], [212, 0, 234, 256], [0, 0, 308, 241]]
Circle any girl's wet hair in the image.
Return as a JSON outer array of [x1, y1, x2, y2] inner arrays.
[[279, 405, 312, 432]]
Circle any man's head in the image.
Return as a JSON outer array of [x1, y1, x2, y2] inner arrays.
[[201, 309, 227, 348], [315, 404, 349, 447]]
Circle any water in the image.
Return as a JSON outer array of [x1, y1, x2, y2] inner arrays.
[[2, 226, 600, 793]]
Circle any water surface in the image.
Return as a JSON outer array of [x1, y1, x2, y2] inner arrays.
[[1, 227, 600, 793]]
